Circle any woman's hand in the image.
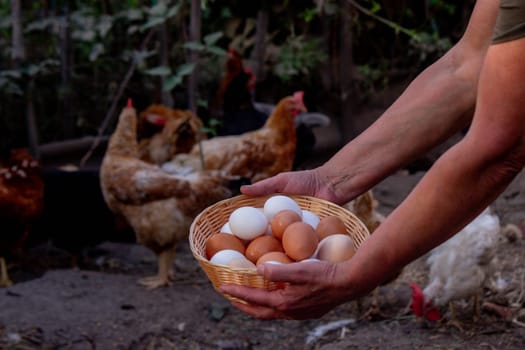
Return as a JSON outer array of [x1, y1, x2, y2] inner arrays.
[[240, 168, 348, 205], [219, 260, 355, 320]]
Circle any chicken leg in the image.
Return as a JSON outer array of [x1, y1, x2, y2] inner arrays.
[[0, 257, 13, 287], [137, 248, 176, 289]]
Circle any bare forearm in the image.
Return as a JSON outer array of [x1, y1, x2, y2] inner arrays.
[[340, 38, 525, 299], [320, 52, 478, 203], [343, 135, 523, 298], [318, 1, 499, 204]]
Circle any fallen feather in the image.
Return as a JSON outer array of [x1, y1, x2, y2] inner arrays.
[[305, 318, 356, 345]]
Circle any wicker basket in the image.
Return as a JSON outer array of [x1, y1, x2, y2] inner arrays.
[[189, 194, 370, 303]]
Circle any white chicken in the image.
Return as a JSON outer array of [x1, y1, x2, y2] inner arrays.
[[411, 206, 503, 326]]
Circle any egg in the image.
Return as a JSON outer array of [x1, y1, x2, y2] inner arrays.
[[300, 258, 322, 263], [302, 209, 320, 229], [245, 235, 284, 263], [258, 208, 274, 235], [209, 249, 246, 266], [227, 256, 256, 269], [316, 234, 356, 263], [270, 210, 302, 240], [282, 222, 319, 261], [205, 233, 245, 260], [263, 195, 302, 221], [256, 251, 294, 266], [220, 222, 233, 234], [229, 206, 269, 240], [315, 215, 347, 240]]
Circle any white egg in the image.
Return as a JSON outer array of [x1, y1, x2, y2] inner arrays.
[[220, 222, 233, 234], [300, 258, 322, 263], [209, 249, 246, 265], [256, 208, 273, 235], [302, 209, 320, 229], [263, 195, 302, 221], [227, 256, 256, 269], [229, 206, 269, 240], [264, 261, 283, 265]]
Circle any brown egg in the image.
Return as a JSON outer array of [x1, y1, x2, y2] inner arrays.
[[282, 222, 318, 261], [270, 210, 302, 240], [256, 251, 294, 266], [205, 233, 245, 260], [315, 215, 347, 240], [316, 234, 356, 263], [245, 235, 284, 263]]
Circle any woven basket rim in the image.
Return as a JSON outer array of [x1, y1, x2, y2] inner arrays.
[[189, 194, 369, 254], [189, 193, 371, 302]]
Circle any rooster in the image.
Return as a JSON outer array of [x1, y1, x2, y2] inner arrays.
[[163, 91, 307, 183], [100, 101, 243, 289], [211, 48, 330, 168], [210, 47, 256, 122], [0, 148, 44, 287], [410, 207, 510, 328], [137, 104, 203, 165]]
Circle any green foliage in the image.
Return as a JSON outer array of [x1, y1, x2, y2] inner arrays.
[[273, 36, 327, 82], [200, 117, 222, 137], [140, 2, 180, 31], [342, 0, 467, 98], [144, 63, 196, 92], [142, 30, 227, 93], [183, 31, 227, 57], [0, 0, 474, 151], [409, 32, 452, 65]]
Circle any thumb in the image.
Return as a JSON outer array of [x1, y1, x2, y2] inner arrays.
[[258, 261, 330, 284], [241, 177, 281, 196]]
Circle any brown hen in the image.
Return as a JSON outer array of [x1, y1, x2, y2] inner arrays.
[[137, 104, 203, 165], [0, 149, 44, 287], [165, 91, 307, 183], [100, 103, 241, 289]]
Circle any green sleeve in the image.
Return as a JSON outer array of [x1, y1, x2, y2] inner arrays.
[[492, 0, 525, 44]]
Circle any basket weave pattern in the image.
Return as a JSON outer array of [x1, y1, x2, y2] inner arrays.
[[189, 194, 370, 302]]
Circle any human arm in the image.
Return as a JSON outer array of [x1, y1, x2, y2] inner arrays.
[[241, 0, 499, 205], [224, 30, 525, 321], [224, 1, 525, 320]]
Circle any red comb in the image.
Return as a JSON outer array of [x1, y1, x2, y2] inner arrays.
[[293, 91, 304, 103], [410, 283, 424, 317], [425, 305, 442, 321], [410, 283, 442, 321], [127, 98, 133, 108]]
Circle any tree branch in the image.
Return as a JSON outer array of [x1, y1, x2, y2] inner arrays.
[[79, 29, 156, 168]]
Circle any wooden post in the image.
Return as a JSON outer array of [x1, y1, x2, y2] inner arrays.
[[10, 0, 25, 63], [250, 7, 269, 98], [188, 0, 205, 169], [188, 0, 201, 113], [11, 0, 40, 157], [160, 21, 174, 107], [339, 0, 355, 142], [60, 4, 74, 138], [158, 0, 174, 107]]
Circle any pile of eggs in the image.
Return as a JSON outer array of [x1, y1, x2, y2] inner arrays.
[[205, 195, 356, 269]]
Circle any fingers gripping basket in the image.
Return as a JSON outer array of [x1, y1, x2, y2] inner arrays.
[[189, 194, 370, 302]]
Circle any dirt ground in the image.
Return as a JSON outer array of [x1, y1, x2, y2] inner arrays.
[[1, 163, 525, 350], [2, 94, 525, 349]]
